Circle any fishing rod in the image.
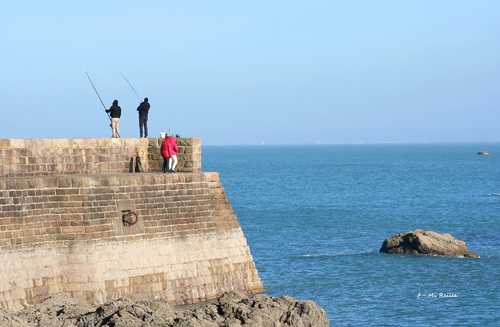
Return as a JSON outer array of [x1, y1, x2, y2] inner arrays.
[[121, 73, 141, 101], [79, 60, 110, 117], [79, 60, 119, 137]]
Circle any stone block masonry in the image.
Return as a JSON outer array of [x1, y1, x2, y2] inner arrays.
[[0, 138, 263, 310], [0, 137, 201, 177]]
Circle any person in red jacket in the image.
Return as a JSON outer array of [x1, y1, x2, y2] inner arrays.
[[168, 135, 179, 173], [160, 134, 179, 173], [160, 136, 170, 173]]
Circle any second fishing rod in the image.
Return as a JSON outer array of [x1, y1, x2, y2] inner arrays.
[[122, 73, 151, 138]]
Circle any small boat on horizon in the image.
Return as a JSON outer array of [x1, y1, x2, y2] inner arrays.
[[477, 151, 490, 155]]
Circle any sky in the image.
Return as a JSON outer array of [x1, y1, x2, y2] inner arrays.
[[1, 0, 499, 145]]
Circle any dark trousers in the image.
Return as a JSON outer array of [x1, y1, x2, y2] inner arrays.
[[163, 157, 170, 173], [139, 116, 148, 137]]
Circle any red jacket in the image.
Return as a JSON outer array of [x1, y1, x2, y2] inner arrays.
[[161, 136, 179, 158]]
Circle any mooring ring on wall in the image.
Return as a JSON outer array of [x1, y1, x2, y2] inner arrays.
[[122, 211, 139, 226]]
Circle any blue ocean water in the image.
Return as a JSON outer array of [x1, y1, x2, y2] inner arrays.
[[202, 144, 500, 326]]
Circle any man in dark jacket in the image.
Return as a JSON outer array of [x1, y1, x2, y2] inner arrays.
[[137, 97, 150, 138], [105, 99, 121, 138]]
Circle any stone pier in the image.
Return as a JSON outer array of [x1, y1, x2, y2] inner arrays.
[[0, 138, 263, 310]]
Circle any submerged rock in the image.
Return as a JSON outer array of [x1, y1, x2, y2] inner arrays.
[[0, 291, 330, 327], [380, 229, 479, 258]]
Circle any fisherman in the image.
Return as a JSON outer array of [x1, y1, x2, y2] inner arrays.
[[137, 97, 150, 138], [105, 100, 121, 138]]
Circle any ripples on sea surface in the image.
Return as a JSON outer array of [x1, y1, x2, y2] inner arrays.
[[203, 144, 500, 326]]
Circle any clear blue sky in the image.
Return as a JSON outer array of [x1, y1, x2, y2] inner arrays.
[[1, 1, 499, 145]]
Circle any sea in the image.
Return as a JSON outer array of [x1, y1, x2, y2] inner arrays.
[[202, 144, 500, 327]]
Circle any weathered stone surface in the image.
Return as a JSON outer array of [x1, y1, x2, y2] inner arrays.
[[380, 229, 479, 258], [0, 169, 263, 310], [0, 292, 330, 327], [0, 137, 201, 177]]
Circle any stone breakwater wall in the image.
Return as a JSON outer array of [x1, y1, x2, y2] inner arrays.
[[0, 137, 200, 177], [0, 138, 263, 311]]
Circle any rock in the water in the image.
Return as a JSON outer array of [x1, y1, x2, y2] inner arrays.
[[0, 291, 330, 327], [380, 229, 479, 258]]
